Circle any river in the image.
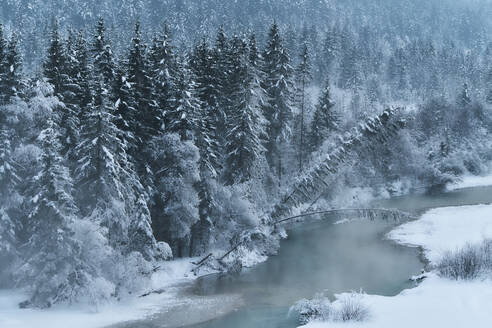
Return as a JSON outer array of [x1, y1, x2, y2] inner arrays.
[[112, 185, 492, 328]]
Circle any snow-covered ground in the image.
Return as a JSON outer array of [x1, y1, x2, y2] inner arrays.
[[304, 203, 492, 328], [389, 204, 492, 264], [447, 173, 492, 191], [0, 258, 210, 328]]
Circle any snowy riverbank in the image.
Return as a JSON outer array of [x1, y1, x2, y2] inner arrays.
[[447, 172, 492, 191], [0, 259, 209, 328], [303, 203, 492, 328]]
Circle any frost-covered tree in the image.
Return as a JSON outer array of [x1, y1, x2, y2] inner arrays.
[[485, 66, 492, 105], [112, 64, 137, 150], [388, 47, 408, 98], [261, 22, 294, 181], [58, 30, 83, 160], [295, 44, 312, 171], [43, 23, 80, 159], [19, 119, 88, 308], [0, 125, 19, 281], [43, 21, 67, 96], [0, 32, 23, 104], [321, 27, 340, 76], [457, 82, 472, 107], [0, 24, 7, 104], [75, 81, 127, 219], [190, 38, 222, 175], [76, 79, 158, 260], [310, 81, 338, 151], [212, 26, 232, 146], [148, 23, 177, 129], [148, 133, 200, 257], [128, 21, 162, 148], [73, 31, 92, 114], [92, 18, 115, 86], [224, 37, 266, 185], [167, 57, 199, 142], [338, 43, 361, 91]]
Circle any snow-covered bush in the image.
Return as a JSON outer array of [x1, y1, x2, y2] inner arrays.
[[437, 240, 492, 280], [291, 293, 332, 325], [337, 292, 370, 322], [291, 291, 369, 325]]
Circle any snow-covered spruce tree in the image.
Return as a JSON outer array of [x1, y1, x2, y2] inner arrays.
[[248, 33, 261, 71], [73, 30, 93, 116], [112, 63, 137, 151], [338, 42, 362, 91], [92, 18, 115, 87], [309, 81, 339, 152], [43, 22, 80, 160], [485, 66, 492, 105], [0, 23, 7, 105], [223, 36, 266, 185], [0, 31, 24, 104], [212, 26, 232, 147], [261, 22, 294, 183], [167, 56, 199, 142], [366, 76, 382, 107], [148, 23, 177, 130], [189, 37, 222, 175], [188, 72, 223, 255], [57, 29, 84, 160], [75, 79, 159, 261], [0, 124, 20, 283], [322, 26, 341, 75], [43, 21, 68, 96], [387, 47, 408, 99], [146, 55, 201, 257], [19, 119, 91, 308], [457, 82, 472, 108], [127, 21, 162, 149], [294, 44, 312, 172]]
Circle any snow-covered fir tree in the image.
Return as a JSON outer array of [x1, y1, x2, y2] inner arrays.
[[224, 36, 266, 185], [190, 38, 222, 175], [0, 23, 7, 105], [294, 44, 312, 171], [0, 31, 23, 104], [167, 57, 199, 142], [112, 63, 137, 150], [127, 21, 162, 149], [457, 82, 472, 107], [19, 118, 86, 308], [43, 21, 68, 96], [310, 81, 338, 151], [261, 22, 294, 182], [0, 124, 19, 283], [75, 78, 158, 260], [148, 23, 177, 130], [92, 18, 115, 87]]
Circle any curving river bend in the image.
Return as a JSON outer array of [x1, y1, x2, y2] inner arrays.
[[112, 185, 492, 328]]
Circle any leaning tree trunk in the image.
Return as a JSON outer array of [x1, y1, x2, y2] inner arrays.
[[271, 107, 407, 221]]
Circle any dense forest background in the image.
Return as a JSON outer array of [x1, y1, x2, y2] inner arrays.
[[1, 0, 492, 309]]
